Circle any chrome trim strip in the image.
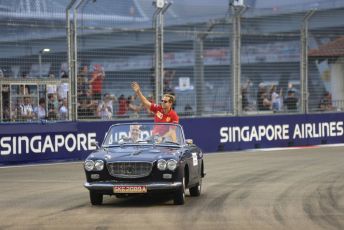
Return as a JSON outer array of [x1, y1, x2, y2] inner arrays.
[[84, 181, 182, 191]]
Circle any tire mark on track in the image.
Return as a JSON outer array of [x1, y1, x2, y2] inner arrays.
[[206, 168, 290, 210], [175, 168, 288, 230], [302, 173, 344, 230]]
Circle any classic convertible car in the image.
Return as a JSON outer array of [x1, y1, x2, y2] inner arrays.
[[83, 122, 205, 205]]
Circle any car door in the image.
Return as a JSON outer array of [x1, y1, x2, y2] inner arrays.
[[187, 146, 201, 185]]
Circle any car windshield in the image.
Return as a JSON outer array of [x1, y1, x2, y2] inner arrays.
[[102, 123, 185, 147]]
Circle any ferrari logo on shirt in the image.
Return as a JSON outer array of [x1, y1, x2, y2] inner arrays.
[[156, 111, 163, 119], [166, 117, 171, 122]]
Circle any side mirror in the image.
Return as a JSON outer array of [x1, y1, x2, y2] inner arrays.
[[90, 141, 100, 149], [185, 139, 193, 145]]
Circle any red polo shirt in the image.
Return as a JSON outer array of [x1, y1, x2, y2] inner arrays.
[[91, 72, 103, 94], [150, 103, 179, 135]]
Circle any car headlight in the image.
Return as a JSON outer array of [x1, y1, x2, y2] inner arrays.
[[94, 160, 104, 171], [167, 159, 178, 171], [157, 159, 167, 171], [84, 160, 95, 171]]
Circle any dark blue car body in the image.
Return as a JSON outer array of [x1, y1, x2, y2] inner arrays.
[[83, 122, 205, 205]]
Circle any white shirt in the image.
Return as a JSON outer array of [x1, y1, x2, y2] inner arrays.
[[34, 105, 46, 119], [20, 104, 33, 116], [57, 83, 69, 99], [97, 101, 112, 119], [59, 105, 68, 120]]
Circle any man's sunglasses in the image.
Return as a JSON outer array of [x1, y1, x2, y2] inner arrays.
[[161, 100, 170, 103]]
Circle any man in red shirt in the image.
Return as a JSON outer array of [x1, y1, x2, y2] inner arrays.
[[89, 64, 105, 101], [131, 82, 179, 141], [116, 94, 128, 118]]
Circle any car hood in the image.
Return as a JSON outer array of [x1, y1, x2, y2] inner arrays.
[[89, 146, 181, 162]]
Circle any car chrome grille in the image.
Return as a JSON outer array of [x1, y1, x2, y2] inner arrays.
[[107, 162, 153, 178]]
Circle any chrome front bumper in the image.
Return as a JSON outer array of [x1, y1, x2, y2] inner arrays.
[[84, 181, 182, 192]]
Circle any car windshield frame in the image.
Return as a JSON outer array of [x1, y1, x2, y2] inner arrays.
[[101, 122, 186, 147]]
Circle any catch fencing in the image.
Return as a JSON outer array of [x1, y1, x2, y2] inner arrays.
[[0, 0, 344, 122]]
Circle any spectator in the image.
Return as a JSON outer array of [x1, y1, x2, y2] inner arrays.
[[78, 96, 97, 119], [287, 82, 298, 97], [77, 66, 90, 100], [78, 65, 89, 80], [18, 96, 34, 121], [97, 93, 116, 119], [47, 93, 58, 120], [59, 98, 68, 120], [89, 64, 105, 101], [127, 95, 142, 119], [58, 66, 69, 100], [270, 85, 282, 112], [241, 79, 251, 111], [318, 91, 333, 111], [257, 90, 271, 111], [34, 98, 47, 120], [57, 81, 69, 100], [59, 70, 68, 79], [284, 90, 298, 111], [116, 94, 128, 118], [3, 104, 10, 121], [256, 83, 266, 110], [13, 98, 22, 121], [77, 78, 89, 100]]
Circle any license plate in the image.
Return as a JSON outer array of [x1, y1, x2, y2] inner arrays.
[[113, 185, 147, 193]]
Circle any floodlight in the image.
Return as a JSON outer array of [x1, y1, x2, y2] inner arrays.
[[232, 0, 244, 6], [40, 48, 51, 53]]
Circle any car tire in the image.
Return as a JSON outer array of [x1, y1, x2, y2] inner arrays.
[[90, 191, 103, 205], [173, 173, 186, 205], [189, 177, 202, 196]]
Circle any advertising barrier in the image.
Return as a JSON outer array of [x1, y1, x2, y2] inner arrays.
[[0, 113, 343, 165]]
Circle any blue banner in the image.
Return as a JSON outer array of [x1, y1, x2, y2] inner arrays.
[[182, 113, 344, 152], [1, 113, 343, 165]]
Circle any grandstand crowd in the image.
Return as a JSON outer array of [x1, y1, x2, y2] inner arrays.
[[0, 63, 336, 123]]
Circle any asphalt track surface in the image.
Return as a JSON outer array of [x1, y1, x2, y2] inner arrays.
[[1, 146, 344, 230]]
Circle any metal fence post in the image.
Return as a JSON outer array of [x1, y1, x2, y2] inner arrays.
[[72, 1, 85, 121], [194, 21, 217, 116], [66, 0, 77, 121], [153, 1, 171, 103], [231, 4, 246, 116], [300, 10, 315, 114], [194, 35, 204, 116], [66, 0, 86, 121]]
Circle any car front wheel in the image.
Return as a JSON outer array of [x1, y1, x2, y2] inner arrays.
[[90, 191, 103, 205], [189, 177, 202, 196], [173, 173, 186, 205]]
